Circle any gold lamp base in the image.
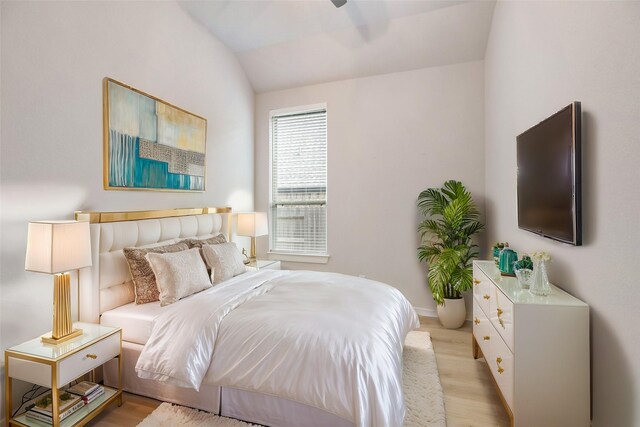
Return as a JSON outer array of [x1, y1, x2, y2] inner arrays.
[[41, 272, 83, 345], [41, 328, 83, 345], [249, 237, 257, 261]]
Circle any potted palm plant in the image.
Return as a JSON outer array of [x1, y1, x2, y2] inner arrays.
[[417, 180, 484, 329]]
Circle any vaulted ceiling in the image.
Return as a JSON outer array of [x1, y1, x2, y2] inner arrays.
[[181, 0, 496, 93]]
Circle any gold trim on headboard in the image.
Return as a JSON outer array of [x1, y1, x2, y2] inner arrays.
[[74, 207, 232, 223]]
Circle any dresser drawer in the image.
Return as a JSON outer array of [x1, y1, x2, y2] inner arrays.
[[472, 264, 491, 315], [489, 286, 515, 353], [485, 328, 514, 411], [58, 331, 120, 385], [8, 357, 52, 388], [472, 298, 493, 357]]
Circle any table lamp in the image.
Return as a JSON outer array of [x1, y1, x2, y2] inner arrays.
[[236, 212, 268, 260], [25, 221, 92, 344]]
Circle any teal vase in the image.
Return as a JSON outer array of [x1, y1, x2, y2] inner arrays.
[[493, 247, 502, 266], [499, 248, 518, 276]]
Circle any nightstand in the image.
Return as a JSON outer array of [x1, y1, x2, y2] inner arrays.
[[246, 260, 281, 271], [5, 323, 122, 427]]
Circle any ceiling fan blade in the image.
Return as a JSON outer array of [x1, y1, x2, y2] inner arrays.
[[331, 0, 347, 8]]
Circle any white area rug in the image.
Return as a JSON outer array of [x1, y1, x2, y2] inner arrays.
[[403, 331, 447, 427], [138, 330, 446, 427]]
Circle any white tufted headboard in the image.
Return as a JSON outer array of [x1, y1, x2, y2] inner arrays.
[[74, 208, 232, 323]]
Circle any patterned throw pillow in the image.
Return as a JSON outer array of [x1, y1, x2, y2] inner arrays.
[[182, 234, 227, 249], [146, 248, 212, 306], [124, 242, 189, 304], [201, 243, 247, 284]]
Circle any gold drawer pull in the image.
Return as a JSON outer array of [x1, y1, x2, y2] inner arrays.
[[86, 354, 98, 360], [496, 357, 504, 374], [497, 308, 506, 328], [474, 318, 480, 325], [483, 336, 490, 341], [483, 294, 490, 300], [473, 279, 481, 285]]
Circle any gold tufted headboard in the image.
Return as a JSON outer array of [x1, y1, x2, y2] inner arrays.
[[74, 207, 232, 322]]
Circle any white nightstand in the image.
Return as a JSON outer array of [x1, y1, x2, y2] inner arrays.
[[246, 260, 281, 271], [5, 323, 122, 427]]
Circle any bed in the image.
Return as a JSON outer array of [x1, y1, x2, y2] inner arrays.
[[75, 208, 419, 427]]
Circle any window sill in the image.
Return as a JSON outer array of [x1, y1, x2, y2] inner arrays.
[[267, 251, 330, 264]]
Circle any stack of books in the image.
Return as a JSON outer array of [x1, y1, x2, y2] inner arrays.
[[67, 381, 105, 405], [23, 382, 106, 424], [25, 391, 84, 424]]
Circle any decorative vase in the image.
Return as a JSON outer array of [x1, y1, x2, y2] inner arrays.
[[499, 247, 518, 276], [493, 242, 506, 266], [514, 268, 533, 289], [493, 248, 500, 266], [436, 298, 466, 329], [530, 259, 551, 296]]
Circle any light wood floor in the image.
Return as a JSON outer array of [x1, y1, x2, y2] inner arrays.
[[90, 317, 509, 426], [416, 317, 510, 427]]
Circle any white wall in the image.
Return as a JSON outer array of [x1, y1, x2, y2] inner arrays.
[[0, 3, 3, 418], [484, 2, 640, 425], [255, 61, 486, 314], [0, 1, 254, 418]]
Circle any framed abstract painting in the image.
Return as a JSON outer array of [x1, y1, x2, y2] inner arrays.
[[103, 78, 207, 192]]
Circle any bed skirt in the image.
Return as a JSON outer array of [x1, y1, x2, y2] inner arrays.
[[103, 341, 354, 427]]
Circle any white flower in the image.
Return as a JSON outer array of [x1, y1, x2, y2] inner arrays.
[[531, 251, 551, 262]]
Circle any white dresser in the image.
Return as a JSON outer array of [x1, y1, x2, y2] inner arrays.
[[472, 261, 590, 427]]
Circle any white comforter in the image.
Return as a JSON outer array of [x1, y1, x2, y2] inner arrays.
[[136, 270, 419, 427]]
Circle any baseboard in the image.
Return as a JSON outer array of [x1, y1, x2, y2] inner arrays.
[[413, 306, 437, 318]]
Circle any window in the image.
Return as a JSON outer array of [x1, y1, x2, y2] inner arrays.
[[270, 106, 327, 256]]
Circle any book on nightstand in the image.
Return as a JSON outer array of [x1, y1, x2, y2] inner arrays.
[[25, 391, 84, 424], [67, 381, 100, 397], [80, 387, 105, 404], [68, 381, 106, 404]]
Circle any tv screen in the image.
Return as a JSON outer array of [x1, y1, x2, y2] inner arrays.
[[517, 102, 582, 245]]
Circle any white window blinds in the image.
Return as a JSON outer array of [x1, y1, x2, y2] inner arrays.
[[270, 109, 327, 255]]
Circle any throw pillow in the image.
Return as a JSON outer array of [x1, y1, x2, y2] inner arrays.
[[201, 243, 247, 284], [124, 242, 189, 304], [146, 248, 212, 306]]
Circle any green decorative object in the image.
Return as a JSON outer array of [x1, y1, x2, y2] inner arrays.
[[514, 255, 534, 271], [499, 247, 518, 276], [492, 242, 506, 266]]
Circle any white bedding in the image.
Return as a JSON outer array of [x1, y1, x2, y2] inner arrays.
[[100, 301, 163, 345], [99, 272, 266, 344], [136, 270, 419, 427]]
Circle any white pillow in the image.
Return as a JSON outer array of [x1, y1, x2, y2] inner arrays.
[[146, 248, 212, 306], [201, 243, 247, 284]]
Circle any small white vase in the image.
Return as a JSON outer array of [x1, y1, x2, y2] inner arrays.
[[530, 259, 551, 296], [437, 298, 467, 329]]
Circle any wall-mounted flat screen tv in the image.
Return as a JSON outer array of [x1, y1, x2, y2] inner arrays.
[[517, 102, 582, 246]]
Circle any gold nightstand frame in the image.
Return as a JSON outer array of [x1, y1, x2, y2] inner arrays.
[[4, 328, 122, 427]]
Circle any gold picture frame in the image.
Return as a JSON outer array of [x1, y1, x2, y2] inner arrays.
[[103, 77, 207, 192]]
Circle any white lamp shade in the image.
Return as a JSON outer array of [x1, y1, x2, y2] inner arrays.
[[236, 212, 268, 237], [25, 221, 92, 274]]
